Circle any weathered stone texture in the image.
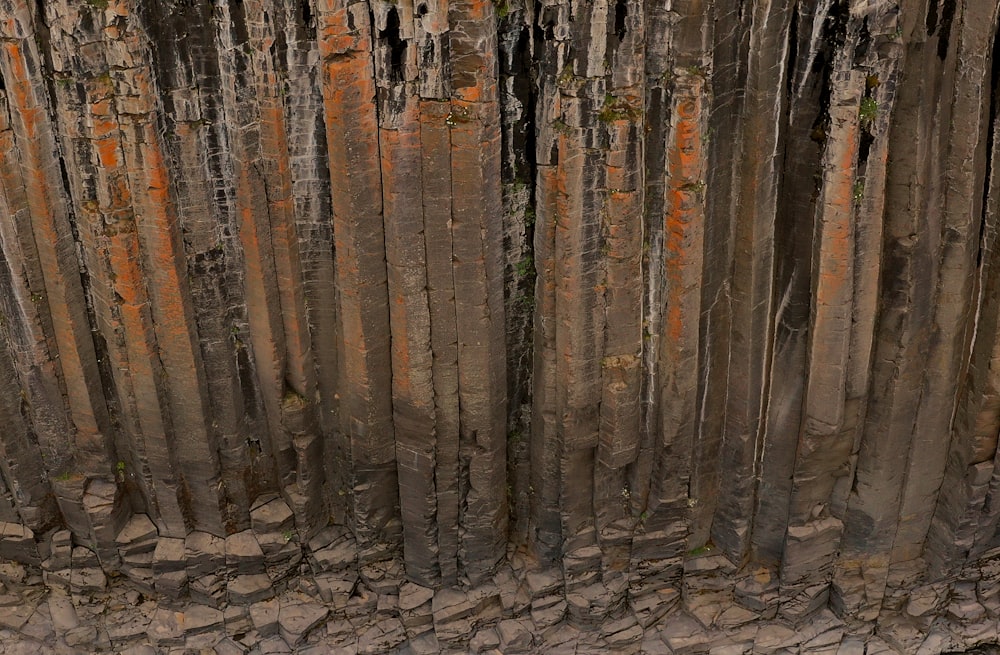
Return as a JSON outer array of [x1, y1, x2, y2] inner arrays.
[[4, 0, 1000, 653]]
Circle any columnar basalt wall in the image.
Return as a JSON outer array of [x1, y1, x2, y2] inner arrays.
[[2, 0, 1000, 653]]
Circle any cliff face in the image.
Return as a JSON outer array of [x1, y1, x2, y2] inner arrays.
[[1, 0, 999, 652]]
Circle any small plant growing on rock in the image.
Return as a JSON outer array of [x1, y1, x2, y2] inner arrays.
[[598, 94, 641, 123], [859, 96, 878, 128], [853, 179, 865, 203]]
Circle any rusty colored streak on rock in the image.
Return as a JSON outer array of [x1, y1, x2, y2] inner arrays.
[[319, 1, 398, 553], [650, 78, 705, 523], [779, 86, 860, 588], [110, 32, 224, 534], [0, 36, 110, 453], [382, 94, 439, 585]]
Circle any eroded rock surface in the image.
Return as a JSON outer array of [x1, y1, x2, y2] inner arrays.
[[0, 0, 1000, 652]]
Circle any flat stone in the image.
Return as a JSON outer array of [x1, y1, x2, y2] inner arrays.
[[147, 607, 185, 646], [183, 604, 224, 635], [250, 598, 280, 637], [0, 522, 38, 564], [497, 618, 534, 653], [214, 637, 248, 655], [357, 617, 407, 654], [186, 532, 225, 575], [115, 515, 158, 552], [229, 574, 276, 605], [64, 625, 98, 647], [69, 567, 106, 593], [277, 601, 328, 646], [470, 627, 500, 652], [226, 530, 265, 574], [152, 537, 186, 573], [251, 498, 294, 535], [399, 581, 435, 611]]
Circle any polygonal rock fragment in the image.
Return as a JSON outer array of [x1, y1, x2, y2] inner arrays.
[[183, 604, 224, 635], [357, 617, 407, 655], [497, 618, 534, 653], [229, 573, 276, 605], [115, 514, 157, 556], [251, 497, 295, 535], [226, 530, 265, 574], [0, 522, 38, 565], [278, 601, 329, 646]]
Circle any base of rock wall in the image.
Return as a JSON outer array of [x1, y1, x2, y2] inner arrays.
[[1, 505, 1000, 654]]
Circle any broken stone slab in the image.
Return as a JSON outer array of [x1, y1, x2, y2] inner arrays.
[[251, 497, 295, 535], [229, 573, 276, 605], [470, 627, 500, 653], [357, 617, 407, 655], [154, 569, 188, 600], [479, 617, 524, 653], [82, 478, 128, 567], [526, 568, 564, 599], [630, 587, 680, 628], [224, 604, 252, 636], [189, 573, 226, 609], [115, 514, 157, 557], [659, 611, 712, 653], [399, 581, 435, 611], [250, 598, 280, 637], [226, 530, 265, 574], [183, 604, 225, 635], [69, 566, 106, 594], [105, 609, 152, 643], [47, 590, 79, 633], [313, 572, 358, 607], [307, 528, 357, 574], [64, 625, 98, 647], [0, 522, 39, 565], [46, 530, 73, 570], [0, 599, 34, 631], [146, 607, 185, 646], [152, 537, 186, 573], [256, 530, 301, 561], [359, 558, 405, 595], [531, 596, 567, 629], [277, 600, 329, 646], [186, 532, 226, 576]]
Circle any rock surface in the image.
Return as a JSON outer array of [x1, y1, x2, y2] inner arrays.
[[0, 0, 999, 652]]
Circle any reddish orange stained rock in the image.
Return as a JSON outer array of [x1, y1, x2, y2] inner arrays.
[[318, 0, 399, 556], [0, 2, 112, 479]]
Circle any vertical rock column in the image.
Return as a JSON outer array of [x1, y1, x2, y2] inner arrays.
[[832, 0, 959, 618], [0, 1, 113, 505], [712, 0, 793, 563], [448, 0, 509, 584], [920, 0, 1000, 578], [529, 0, 606, 578], [317, 0, 400, 561], [46, 0, 226, 537], [777, 3, 901, 620], [640, 0, 711, 566], [595, 0, 644, 601], [374, 1, 440, 586], [419, 2, 463, 586], [891, 0, 999, 570], [141, 0, 261, 531], [240, 0, 326, 532]]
